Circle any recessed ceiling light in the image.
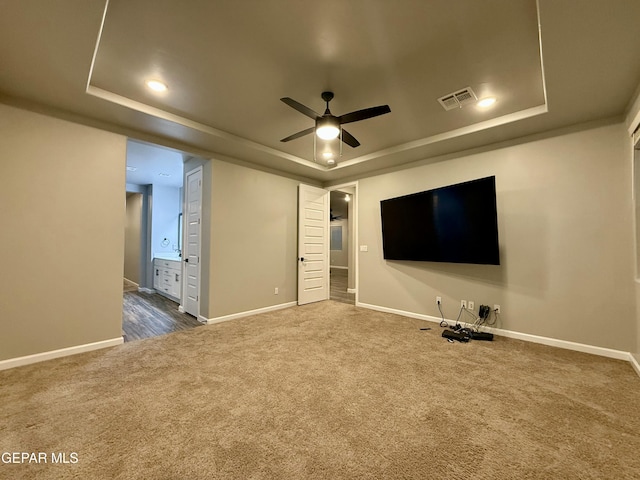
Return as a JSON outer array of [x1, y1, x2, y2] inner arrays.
[[477, 97, 497, 108], [146, 80, 168, 92], [327, 159, 336, 165]]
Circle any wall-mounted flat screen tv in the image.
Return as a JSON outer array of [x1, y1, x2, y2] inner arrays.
[[380, 176, 500, 265]]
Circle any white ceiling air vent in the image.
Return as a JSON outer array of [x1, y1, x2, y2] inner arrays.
[[437, 87, 477, 111]]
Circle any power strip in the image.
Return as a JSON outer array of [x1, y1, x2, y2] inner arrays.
[[442, 329, 470, 342], [471, 331, 494, 341]]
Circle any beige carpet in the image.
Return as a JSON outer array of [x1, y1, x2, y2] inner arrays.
[[1, 301, 639, 479]]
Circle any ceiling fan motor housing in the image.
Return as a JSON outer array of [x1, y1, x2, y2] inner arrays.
[[321, 91, 334, 103]]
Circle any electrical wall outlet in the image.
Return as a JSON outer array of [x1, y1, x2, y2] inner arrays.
[[436, 296, 442, 305], [494, 304, 501, 313], [274, 287, 279, 295], [468, 301, 475, 311], [461, 300, 467, 309]]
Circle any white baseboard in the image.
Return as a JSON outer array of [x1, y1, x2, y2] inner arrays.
[[204, 301, 297, 325], [631, 354, 640, 378], [483, 325, 630, 361], [138, 287, 155, 294], [357, 302, 442, 324], [0, 337, 124, 371], [347, 288, 357, 294], [331, 266, 348, 270], [357, 302, 637, 370], [123, 278, 139, 288]]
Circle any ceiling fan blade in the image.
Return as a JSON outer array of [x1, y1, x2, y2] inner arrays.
[[280, 127, 315, 142], [280, 97, 320, 120], [341, 129, 360, 148], [339, 105, 391, 125]]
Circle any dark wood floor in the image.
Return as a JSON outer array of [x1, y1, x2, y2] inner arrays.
[[122, 270, 351, 342], [122, 288, 202, 342], [330, 268, 355, 305]]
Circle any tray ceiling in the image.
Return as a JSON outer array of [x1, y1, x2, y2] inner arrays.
[[1, 0, 639, 181]]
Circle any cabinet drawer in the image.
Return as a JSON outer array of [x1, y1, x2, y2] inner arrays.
[[158, 259, 181, 270]]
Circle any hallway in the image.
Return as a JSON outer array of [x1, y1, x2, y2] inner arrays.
[[330, 268, 355, 305]]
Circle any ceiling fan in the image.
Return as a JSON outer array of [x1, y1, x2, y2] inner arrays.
[[280, 91, 391, 148]]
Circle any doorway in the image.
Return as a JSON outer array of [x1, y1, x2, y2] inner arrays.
[[122, 140, 202, 342], [329, 183, 357, 305], [296, 182, 358, 306]]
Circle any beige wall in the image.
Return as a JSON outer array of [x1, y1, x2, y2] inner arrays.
[[209, 159, 299, 318], [0, 103, 126, 361], [629, 96, 640, 362], [124, 193, 142, 284], [2, 101, 636, 362], [357, 122, 636, 352], [348, 191, 355, 291]]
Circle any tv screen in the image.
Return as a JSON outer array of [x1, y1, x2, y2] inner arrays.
[[380, 176, 500, 265]]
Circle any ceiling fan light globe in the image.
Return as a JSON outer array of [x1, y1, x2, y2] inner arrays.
[[316, 125, 340, 140]]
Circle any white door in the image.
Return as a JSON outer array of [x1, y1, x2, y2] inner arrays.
[[183, 167, 202, 318], [298, 184, 329, 305]]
